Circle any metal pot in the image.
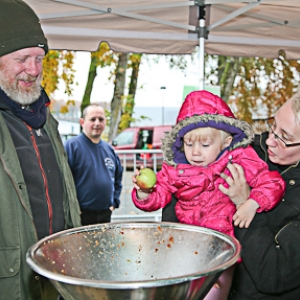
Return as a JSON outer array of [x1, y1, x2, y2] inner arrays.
[[26, 222, 241, 300]]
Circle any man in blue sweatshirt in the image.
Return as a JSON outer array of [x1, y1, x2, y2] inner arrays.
[[65, 103, 123, 224]]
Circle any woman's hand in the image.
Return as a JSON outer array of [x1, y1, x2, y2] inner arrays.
[[218, 163, 250, 206]]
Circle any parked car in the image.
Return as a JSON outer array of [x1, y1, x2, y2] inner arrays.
[[112, 125, 172, 169]]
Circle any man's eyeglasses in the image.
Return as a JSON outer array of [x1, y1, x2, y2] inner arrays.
[[267, 118, 300, 148]]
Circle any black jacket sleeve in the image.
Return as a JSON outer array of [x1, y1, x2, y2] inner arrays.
[[235, 213, 300, 294]]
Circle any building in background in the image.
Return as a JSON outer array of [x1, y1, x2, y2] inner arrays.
[[131, 106, 179, 127], [51, 96, 180, 138]]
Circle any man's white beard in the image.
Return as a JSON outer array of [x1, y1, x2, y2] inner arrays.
[[0, 71, 42, 105]]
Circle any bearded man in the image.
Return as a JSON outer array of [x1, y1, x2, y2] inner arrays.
[[0, 1, 81, 299]]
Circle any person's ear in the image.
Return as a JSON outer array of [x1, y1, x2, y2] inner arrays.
[[223, 135, 233, 148], [79, 118, 84, 127]]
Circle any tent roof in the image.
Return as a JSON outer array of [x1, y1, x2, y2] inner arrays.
[[25, 0, 199, 54], [24, 0, 300, 59], [206, 1, 300, 59]]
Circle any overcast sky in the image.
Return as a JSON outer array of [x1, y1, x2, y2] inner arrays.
[[53, 52, 204, 108]]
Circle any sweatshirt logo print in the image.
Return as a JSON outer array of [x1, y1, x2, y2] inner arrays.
[[104, 158, 114, 169]]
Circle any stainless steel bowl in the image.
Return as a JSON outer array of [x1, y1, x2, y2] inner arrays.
[[26, 222, 241, 300]]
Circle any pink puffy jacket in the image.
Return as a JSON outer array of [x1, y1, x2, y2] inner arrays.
[[132, 90, 285, 237]]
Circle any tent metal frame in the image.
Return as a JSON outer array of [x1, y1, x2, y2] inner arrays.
[[35, 0, 300, 88]]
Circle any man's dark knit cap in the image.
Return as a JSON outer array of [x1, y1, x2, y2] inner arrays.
[[0, 0, 48, 57]]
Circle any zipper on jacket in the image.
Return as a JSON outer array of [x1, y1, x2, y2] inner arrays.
[[26, 124, 53, 235]]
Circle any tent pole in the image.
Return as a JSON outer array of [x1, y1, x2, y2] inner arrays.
[[199, 18, 205, 90], [198, 5, 206, 90]]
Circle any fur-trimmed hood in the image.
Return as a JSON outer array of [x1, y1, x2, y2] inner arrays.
[[162, 90, 254, 166]]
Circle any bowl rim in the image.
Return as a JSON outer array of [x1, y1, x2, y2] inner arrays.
[[26, 222, 241, 289]]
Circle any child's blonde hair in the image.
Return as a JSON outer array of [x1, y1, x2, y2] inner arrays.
[[184, 127, 231, 143]]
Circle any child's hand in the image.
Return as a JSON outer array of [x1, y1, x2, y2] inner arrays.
[[132, 167, 142, 190], [233, 199, 259, 228]]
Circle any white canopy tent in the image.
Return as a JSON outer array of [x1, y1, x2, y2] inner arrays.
[[24, 0, 300, 89]]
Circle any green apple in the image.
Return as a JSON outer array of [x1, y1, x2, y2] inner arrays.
[[136, 168, 157, 190]]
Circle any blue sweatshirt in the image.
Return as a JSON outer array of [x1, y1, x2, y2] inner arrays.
[[64, 133, 123, 210]]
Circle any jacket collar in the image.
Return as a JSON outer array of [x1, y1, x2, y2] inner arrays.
[[0, 88, 50, 129]]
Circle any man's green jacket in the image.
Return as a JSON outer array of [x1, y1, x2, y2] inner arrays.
[[0, 108, 81, 300]]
